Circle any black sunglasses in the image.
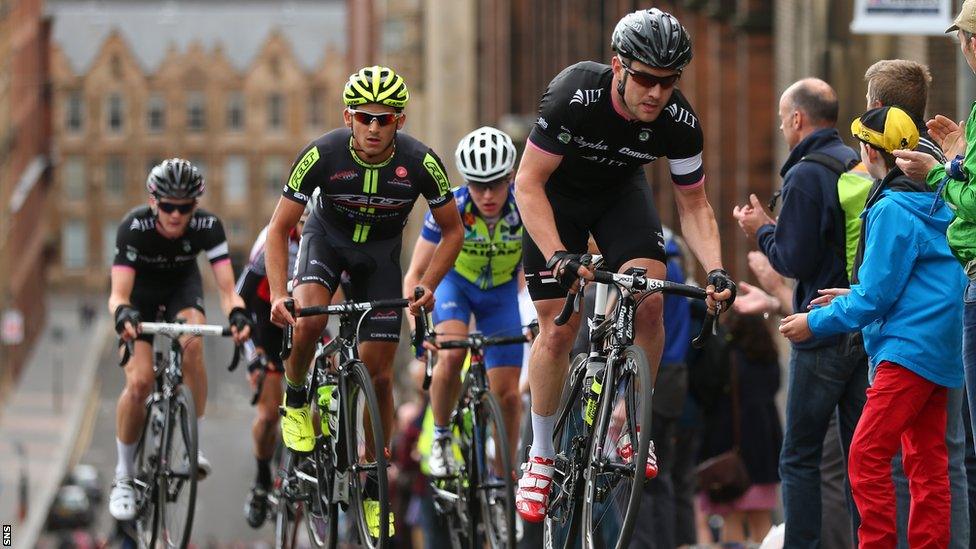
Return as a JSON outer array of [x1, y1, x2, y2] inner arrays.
[[619, 57, 681, 89], [157, 200, 196, 214], [348, 109, 402, 127], [470, 178, 510, 191]]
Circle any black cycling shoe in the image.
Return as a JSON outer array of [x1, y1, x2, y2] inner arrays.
[[244, 484, 269, 528]]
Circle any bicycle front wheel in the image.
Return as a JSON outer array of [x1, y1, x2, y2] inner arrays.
[[581, 346, 653, 549], [344, 361, 390, 548], [469, 391, 516, 549], [544, 353, 589, 549], [134, 398, 164, 548], [157, 384, 198, 549]]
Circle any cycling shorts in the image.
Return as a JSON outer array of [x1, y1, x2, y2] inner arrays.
[[244, 294, 284, 373], [523, 175, 667, 301], [432, 271, 523, 369], [293, 213, 403, 342], [130, 266, 206, 343]]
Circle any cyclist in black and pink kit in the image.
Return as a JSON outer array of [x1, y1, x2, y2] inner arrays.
[[108, 158, 252, 521], [513, 9, 735, 523]]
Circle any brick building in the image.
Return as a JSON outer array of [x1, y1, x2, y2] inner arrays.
[[0, 0, 53, 383], [47, 0, 347, 289]]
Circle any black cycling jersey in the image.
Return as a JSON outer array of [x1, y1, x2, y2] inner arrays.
[[528, 61, 705, 194], [282, 128, 453, 243], [112, 206, 230, 277]]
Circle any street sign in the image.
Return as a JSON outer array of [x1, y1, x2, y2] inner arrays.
[[2, 308, 24, 345]]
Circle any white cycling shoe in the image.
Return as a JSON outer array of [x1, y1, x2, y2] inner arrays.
[[109, 478, 137, 521], [429, 436, 457, 478]]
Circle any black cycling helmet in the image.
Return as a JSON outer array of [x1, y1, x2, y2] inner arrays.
[[146, 158, 205, 199], [611, 8, 693, 73]]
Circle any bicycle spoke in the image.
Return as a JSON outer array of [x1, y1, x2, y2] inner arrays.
[[158, 386, 198, 549]]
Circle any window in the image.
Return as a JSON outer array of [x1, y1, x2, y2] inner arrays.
[[105, 155, 125, 198], [63, 220, 88, 269], [103, 220, 117, 267], [147, 93, 166, 132], [224, 155, 248, 203], [106, 93, 124, 133], [307, 87, 324, 128], [64, 156, 86, 200], [263, 156, 285, 198], [268, 92, 284, 130], [226, 91, 244, 131], [65, 90, 83, 132], [186, 91, 206, 131]]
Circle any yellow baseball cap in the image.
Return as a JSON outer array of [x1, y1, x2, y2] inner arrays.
[[850, 106, 919, 154], [947, 0, 976, 33]]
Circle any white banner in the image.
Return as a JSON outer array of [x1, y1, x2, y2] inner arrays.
[[851, 0, 954, 35]]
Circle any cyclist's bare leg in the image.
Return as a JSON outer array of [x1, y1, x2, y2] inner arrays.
[[176, 307, 207, 416], [527, 299, 581, 417], [287, 282, 333, 386], [430, 319, 469, 427], [487, 365, 522, 468], [358, 340, 398, 452], [251, 361, 283, 460], [116, 341, 155, 445], [618, 258, 666, 383]]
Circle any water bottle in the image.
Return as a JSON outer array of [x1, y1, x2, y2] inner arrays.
[[582, 356, 606, 426], [317, 384, 339, 437]]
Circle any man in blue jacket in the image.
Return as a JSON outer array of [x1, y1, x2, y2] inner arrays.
[[781, 106, 966, 548], [733, 77, 867, 547]]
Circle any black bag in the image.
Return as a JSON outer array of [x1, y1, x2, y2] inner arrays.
[[695, 352, 752, 503]]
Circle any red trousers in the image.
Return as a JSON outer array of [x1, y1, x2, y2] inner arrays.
[[848, 361, 949, 548]]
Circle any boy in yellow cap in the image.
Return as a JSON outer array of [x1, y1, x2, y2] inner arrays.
[[780, 106, 967, 548]]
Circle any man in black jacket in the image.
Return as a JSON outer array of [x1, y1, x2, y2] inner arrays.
[[733, 78, 867, 549]]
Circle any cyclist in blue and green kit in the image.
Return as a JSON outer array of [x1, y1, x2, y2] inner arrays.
[[404, 126, 524, 479]]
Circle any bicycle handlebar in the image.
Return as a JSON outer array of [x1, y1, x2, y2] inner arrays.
[[552, 255, 719, 348], [421, 327, 534, 391], [118, 322, 244, 370], [280, 288, 429, 363]]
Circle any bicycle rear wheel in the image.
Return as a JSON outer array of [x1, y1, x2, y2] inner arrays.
[[157, 384, 198, 548], [134, 399, 164, 548], [544, 353, 589, 549], [274, 450, 304, 549], [305, 440, 339, 548], [343, 361, 390, 548], [581, 346, 653, 549], [470, 391, 516, 549]]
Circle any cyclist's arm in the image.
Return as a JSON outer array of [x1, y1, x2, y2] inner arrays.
[[673, 183, 724, 272], [267, 197, 305, 305], [513, 144, 564, 259], [403, 237, 438, 330], [211, 259, 246, 317], [108, 266, 135, 315], [419, 198, 463, 292]]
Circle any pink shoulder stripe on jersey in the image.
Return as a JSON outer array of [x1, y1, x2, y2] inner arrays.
[[674, 175, 705, 190], [111, 265, 136, 273], [526, 138, 563, 158], [211, 257, 231, 268]]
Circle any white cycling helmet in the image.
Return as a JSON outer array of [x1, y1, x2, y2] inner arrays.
[[454, 126, 518, 184]]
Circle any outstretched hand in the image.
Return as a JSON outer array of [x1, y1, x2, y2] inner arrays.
[[927, 115, 967, 158]]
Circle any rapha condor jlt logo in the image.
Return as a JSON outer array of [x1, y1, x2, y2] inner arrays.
[[332, 194, 413, 209], [572, 136, 608, 150], [666, 103, 698, 128], [570, 88, 603, 106]]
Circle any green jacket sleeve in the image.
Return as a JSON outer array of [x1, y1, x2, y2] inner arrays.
[[926, 102, 976, 221]]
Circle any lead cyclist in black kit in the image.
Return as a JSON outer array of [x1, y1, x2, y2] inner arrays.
[[264, 66, 463, 536], [513, 9, 736, 523]]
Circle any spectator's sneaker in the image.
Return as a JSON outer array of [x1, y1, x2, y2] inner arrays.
[[428, 435, 457, 478], [515, 456, 555, 523], [616, 429, 658, 479], [109, 478, 137, 521], [197, 452, 212, 480], [363, 498, 395, 538], [244, 484, 269, 528], [279, 404, 315, 453]]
